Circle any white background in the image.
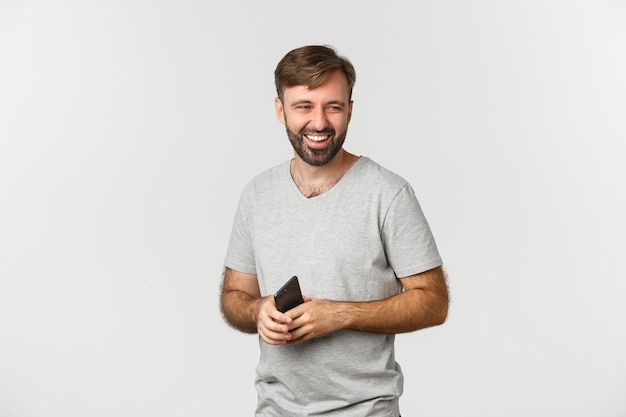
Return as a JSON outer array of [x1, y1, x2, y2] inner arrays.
[[1, 1, 625, 416]]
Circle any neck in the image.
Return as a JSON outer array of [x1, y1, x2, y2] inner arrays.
[[290, 150, 358, 198]]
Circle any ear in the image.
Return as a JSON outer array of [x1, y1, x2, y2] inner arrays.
[[275, 97, 286, 124]]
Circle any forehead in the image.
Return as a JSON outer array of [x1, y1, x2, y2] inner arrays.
[[282, 71, 350, 103]]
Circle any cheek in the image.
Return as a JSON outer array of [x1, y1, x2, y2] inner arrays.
[[331, 116, 350, 131], [285, 115, 306, 131]]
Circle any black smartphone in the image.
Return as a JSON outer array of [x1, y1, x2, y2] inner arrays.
[[274, 276, 304, 313]]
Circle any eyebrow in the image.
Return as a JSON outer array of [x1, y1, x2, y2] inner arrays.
[[290, 99, 347, 108]]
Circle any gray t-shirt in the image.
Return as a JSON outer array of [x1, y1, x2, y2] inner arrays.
[[224, 156, 442, 416]]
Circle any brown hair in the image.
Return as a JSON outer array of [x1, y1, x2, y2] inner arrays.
[[274, 45, 356, 101]]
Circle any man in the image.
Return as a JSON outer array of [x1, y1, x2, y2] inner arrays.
[[220, 45, 448, 416]]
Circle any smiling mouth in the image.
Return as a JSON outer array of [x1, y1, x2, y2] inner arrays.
[[305, 134, 329, 142]]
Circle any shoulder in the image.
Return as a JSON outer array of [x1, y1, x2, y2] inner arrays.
[[242, 160, 289, 192], [237, 160, 291, 206], [355, 156, 409, 190]]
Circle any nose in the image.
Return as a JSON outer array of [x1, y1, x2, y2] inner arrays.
[[308, 107, 329, 131]]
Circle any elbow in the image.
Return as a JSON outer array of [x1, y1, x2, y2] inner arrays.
[[435, 305, 448, 326], [432, 296, 449, 326], [433, 275, 450, 326]]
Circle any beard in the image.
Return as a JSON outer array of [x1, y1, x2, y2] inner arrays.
[[285, 122, 348, 167]]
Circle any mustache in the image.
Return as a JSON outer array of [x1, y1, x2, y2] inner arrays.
[[301, 127, 335, 136]]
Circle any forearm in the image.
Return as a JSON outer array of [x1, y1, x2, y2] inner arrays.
[[220, 267, 265, 334], [339, 267, 449, 334], [341, 287, 448, 334], [220, 289, 263, 333]]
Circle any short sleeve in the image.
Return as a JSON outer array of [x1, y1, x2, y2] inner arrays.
[[381, 184, 442, 278], [223, 192, 257, 275]]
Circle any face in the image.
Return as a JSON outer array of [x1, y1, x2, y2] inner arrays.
[[275, 70, 353, 166]]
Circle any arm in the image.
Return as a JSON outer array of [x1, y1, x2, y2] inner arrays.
[[219, 267, 296, 344], [286, 266, 449, 343], [344, 265, 448, 333]]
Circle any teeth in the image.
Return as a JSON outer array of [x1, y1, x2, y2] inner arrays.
[[307, 135, 327, 142]]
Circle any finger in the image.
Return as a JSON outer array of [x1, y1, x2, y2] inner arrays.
[[259, 313, 292, 340], [259, 324, 292, 345], [285, 327, 311, 344], [269, 310, 293, 325]]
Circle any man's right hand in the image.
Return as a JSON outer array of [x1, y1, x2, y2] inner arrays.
[[257, 296, 294, 345]]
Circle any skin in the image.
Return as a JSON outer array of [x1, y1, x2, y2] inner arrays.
[[276, 70, 358, 197], [220, 70, 449, 345]]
